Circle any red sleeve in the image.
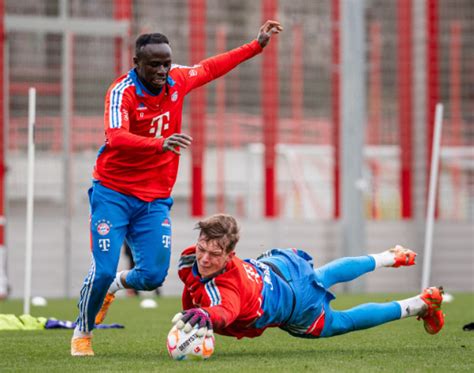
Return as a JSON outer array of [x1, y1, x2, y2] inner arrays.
[[182, 39, 263, 94], [181, 289, 194, 310], [104, 84, 165, 153], [201, 282, 241, 330], [177, 246, 197, 282], [106, 128, 165, 154]]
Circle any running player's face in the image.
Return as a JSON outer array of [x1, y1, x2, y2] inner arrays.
[[134, 43, 172, 91], [196, 239, 235, 279]]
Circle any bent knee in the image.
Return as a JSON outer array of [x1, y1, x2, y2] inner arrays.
[[140, 270, 168, 290]]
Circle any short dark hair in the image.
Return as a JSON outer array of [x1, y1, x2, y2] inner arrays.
[[195, 214, 240, 253], [135, 33, 170, 57]]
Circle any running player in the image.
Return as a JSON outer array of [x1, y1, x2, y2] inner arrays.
[[71, 21, 283, 356], [172, 214, 445, 342]]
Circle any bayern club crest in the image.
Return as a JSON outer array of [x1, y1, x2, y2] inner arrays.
[[95, 219, 112, 236]]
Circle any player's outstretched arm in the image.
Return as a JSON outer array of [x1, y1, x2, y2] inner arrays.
[[162, 133, 193, 155], [257, 20, 283, 48], [180, 20, 283, 94]]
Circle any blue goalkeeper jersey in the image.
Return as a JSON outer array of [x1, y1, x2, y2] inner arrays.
[[244, 258, 295, 328], [251, 248, 334, 338]]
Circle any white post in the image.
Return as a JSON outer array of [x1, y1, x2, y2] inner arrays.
[[23, 87, 36, 315], [0, 39, 10, 299], [61, 0, 73, 297], [341, 0, 367, 292], [421, 103, 443, 290]]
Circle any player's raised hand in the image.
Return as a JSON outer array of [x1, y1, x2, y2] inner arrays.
[[257, 20, 283, 48], [163, 133, 193, 155], [172, 308, 213, 337]]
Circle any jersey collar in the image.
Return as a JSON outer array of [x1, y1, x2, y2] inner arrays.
[[128, 69, 175, 97], [192, 261, 228, 283]]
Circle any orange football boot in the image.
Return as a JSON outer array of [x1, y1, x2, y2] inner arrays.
[[71, 336, 94, 356], [418, 286, 445, 334], [390, 245, 417, 267], [95, 292, 115, 325]]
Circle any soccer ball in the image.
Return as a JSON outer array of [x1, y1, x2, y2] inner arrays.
[[166, 324, 215, 360]]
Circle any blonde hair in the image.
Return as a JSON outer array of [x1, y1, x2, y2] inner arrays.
[[195, 214, 240, 253]]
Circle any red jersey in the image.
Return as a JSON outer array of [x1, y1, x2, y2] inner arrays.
[[93, 40, 263, 201], [178, 246, 268, 339], [179, 247, 331, 340]]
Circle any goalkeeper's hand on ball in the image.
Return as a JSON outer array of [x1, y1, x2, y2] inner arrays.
[[172, 308, 213, 337]]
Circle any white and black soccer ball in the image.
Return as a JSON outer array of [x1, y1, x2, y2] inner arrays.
[[166, 324, 215, 361]]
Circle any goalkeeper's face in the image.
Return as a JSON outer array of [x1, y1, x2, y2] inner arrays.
[[196, 239, 235, 279]]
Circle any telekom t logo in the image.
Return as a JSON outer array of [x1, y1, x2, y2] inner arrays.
[[162, 235, 171, 249], [149, 111, 170, 138], [98, 238, 111, 252]]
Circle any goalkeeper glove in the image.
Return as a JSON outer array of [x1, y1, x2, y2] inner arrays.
[[172, 308, 213, 337]]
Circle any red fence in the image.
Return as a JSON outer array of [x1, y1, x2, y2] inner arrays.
[[3, 0, 474, 221]]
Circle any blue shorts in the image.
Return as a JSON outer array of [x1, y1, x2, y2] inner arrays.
[[257, 249, 335, 338]]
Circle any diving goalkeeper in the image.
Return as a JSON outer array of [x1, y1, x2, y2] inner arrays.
[[172, 214, 445, 340]]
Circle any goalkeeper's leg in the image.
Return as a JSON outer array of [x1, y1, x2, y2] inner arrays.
[[320, 302, 401, 337], [320, 286, 444, 337], [315, 245, 416, 289]]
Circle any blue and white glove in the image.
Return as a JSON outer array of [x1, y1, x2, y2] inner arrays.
[[172, 308, 213, 337]]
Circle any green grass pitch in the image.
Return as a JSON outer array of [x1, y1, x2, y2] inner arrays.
[[1, 294, 473, 372]]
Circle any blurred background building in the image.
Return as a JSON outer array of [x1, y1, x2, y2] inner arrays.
[[0, 0, 472, 298]]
